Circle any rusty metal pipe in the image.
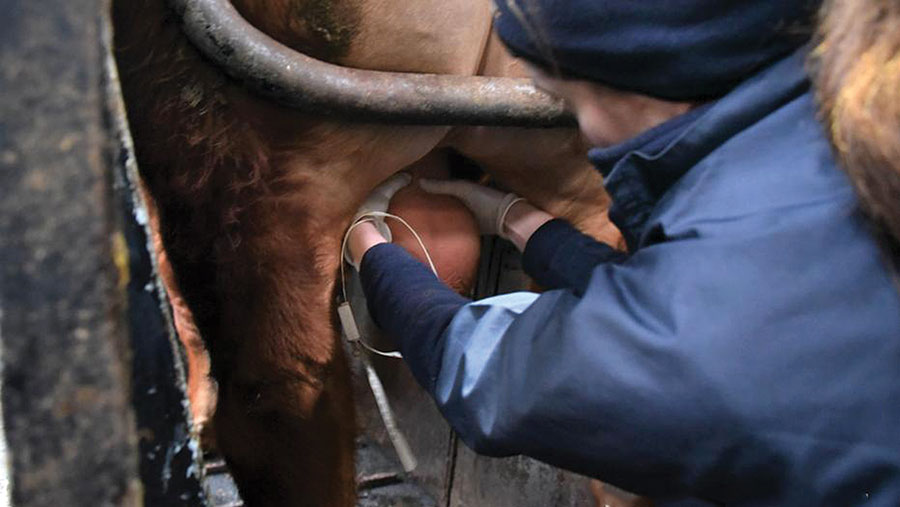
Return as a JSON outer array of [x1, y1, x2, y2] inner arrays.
[[168, 0, 577, 127]]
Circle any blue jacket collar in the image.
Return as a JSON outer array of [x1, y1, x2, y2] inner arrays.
[[588, 49, 812, 250]]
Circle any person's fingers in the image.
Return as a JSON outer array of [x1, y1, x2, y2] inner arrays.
[[418, 178, 469, 198], [495, 194, 526, 237], [355, 173, 411, 222], [374, 172, 412, 199]]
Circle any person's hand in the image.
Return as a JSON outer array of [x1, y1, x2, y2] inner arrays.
[[418, 179, 524, 239], [345, 173, 411, 268], [346, 221, 387, 269], [355, 173, 412, 239]]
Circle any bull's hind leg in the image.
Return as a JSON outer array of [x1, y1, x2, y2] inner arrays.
[[144, 191, 218, 444], [213, 335, 357, 507], [195, 184, 360, 506], [138, 160, 360, 505], [205, 269, 357, 507]]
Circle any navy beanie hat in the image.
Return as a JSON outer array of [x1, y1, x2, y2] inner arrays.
[[494, 0, 821, 100]]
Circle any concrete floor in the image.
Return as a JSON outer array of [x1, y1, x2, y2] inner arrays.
[[0, 315, 10, 507]]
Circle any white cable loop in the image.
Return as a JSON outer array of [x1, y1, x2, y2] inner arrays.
[[339, 211, 439, 358], [337, 210, 436, 472]]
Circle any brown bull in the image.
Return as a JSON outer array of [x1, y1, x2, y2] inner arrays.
[[113, 0, 621, 504]]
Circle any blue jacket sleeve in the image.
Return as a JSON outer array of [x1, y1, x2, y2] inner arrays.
[[361, 222, 900, 505], [358, 221, 615, 390], [523, 219, 628, 294], [359, 243, 469, 390], [427, 226, 900, 505], [429, 256, 713, 499]]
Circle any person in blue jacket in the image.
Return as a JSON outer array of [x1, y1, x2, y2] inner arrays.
[[345, 0, 900, 504]]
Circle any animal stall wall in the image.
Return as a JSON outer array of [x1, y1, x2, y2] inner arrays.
[[0, 0, 142, 505], [0, 1, 230, 505]]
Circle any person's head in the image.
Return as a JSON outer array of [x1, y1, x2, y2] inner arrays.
[[525, 65, 695, 147], [494, 0, 821, 144]]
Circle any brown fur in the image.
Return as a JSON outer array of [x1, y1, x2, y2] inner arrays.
[[114, 1, 900, 504], [145, 193, 218, 442], [813, 0, 900, 269], [114, 2, 361, 505], [232, 0, 362, 62], [113, 1, 617, 504]]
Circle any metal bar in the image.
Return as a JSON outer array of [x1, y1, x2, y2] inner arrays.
[[168, 0, 577, 127]]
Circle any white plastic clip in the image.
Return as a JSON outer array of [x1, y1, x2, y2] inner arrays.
[[337, 302, 360, 342]]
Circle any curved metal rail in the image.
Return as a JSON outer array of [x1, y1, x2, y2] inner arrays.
[[168, 0, 576, 127]]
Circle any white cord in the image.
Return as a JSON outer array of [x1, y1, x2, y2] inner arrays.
[[496, 196, 527, 239], [339, 211, 439, 358], [335, 210, 433, 472], [356, 337, 403, 359], [360, 354, 417, 472]]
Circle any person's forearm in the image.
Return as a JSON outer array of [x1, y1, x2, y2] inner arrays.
[[359, 244, 469, 390], [521, 218, 629, 294]]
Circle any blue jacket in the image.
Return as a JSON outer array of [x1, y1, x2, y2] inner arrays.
[[358, 51, 900, 505]]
